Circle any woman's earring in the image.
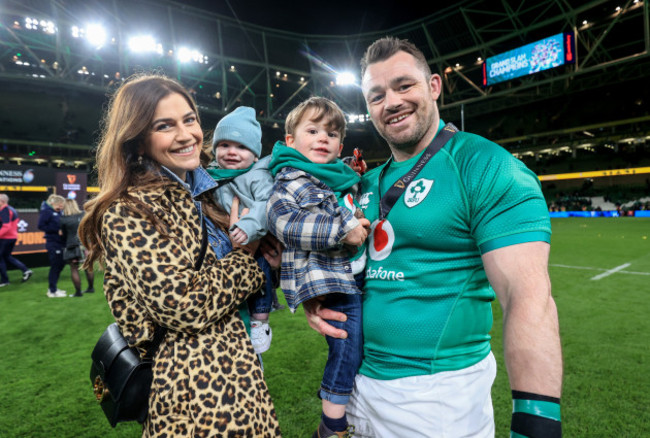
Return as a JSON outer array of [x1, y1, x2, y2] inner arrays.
[[137, 155, 144, 165]]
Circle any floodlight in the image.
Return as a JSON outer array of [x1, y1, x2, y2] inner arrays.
[[43, 20, 56, 34], [177, 47, 193, 63], [128, 35, 160, 54], [177, 47, 205, 64], [335, 72, 356, 86], [85, 24, 107, 48], [190, 49, 203, 63], [348, 114, 369, 124], [25, 17, 55, 33]]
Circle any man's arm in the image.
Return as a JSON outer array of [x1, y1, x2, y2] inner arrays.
[[482, 240, 562, 396], [38, 208, 57, 233], [483, 240, 563, 437]]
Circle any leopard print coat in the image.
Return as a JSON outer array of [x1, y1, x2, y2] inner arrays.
[[102, 182, 282, 437]]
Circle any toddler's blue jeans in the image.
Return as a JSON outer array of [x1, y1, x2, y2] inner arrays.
[[318, 283, 363, 405]]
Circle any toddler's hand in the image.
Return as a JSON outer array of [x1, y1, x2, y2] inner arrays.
[[342, 218, 370, 247], [352, 148, 367, 174], [230, 226, 248, 245], [229, 197, 259, 255]]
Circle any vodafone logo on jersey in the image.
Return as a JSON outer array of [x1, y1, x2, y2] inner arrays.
[[368, 219, 394, 261]]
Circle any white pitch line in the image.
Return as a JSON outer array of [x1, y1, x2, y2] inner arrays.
[[549, 263, 650, 278], [590, 263, 631, 280], [550, 264, 603, 272]]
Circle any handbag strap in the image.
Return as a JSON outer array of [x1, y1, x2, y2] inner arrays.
[[147, 216, 208, 356], [195, 218, 208, 271], [379, 122, 458, 220]]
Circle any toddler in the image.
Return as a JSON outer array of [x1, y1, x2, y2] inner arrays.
[[267, 97, 369, 438]]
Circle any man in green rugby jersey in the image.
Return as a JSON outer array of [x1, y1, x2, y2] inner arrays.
[[304, 37, 563, 438]]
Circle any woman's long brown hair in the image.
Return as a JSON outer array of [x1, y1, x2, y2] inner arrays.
[[79, 73, 227, 269]]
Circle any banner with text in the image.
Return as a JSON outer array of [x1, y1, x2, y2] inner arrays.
[[55, 172, 88, 206], [0, 164, 57, 188], [12, 212, 46, 254]]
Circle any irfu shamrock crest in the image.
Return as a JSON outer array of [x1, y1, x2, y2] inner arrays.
[[404, 178, 434, 208]]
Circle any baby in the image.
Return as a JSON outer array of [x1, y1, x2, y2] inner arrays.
[[206, 106, 277, 354]]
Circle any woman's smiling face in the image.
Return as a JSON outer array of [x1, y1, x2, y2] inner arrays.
[[143, 92, 203, 180]]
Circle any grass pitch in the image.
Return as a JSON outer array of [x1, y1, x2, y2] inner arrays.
[[0, 218, 648, 437]]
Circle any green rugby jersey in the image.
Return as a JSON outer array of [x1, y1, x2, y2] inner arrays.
[[358, 120, 551, 380]]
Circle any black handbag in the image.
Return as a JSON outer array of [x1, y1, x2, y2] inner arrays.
[[90, 323, 161, 426], [90, 219, 208, 427]]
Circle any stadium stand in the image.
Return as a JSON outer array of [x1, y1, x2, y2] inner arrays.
[[1, 0, 649, 212]]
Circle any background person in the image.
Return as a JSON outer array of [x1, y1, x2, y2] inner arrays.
[[206, 105, 278, 355], [78, 73, 281, 437], [267, 97, 370, 438], [60, 198, 94, 297], [305, 37, 563, 438], [38, 194, 66, 297], [0, 193, 33, 287]]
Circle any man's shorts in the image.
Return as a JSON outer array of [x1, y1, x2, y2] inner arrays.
[[347, 352, 497, 437]]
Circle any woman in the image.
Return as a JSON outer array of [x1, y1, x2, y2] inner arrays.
[[60, 198, 94, 297], [38, 194, 67, 297], [79, 74, 281, 437]]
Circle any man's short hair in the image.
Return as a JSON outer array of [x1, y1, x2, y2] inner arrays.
[[285, 96, 347, 141], [360, 36, 432, 79], [0, 194, 8, 204]]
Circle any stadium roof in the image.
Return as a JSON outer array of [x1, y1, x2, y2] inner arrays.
[[179, 0, 434, 35], [0, 0, 648, 167]]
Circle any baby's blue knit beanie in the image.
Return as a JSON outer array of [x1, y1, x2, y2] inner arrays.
[[212, 106, 262, 157]]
